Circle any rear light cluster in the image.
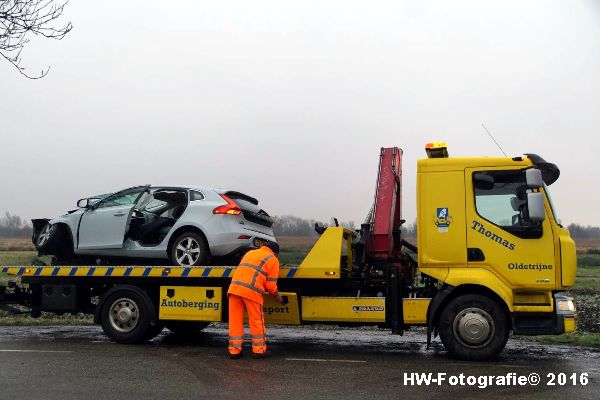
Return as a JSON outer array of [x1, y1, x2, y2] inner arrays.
[[213, 194, 241, 215]]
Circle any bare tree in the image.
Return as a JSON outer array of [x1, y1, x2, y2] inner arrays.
[[0, 0, 72, 79]]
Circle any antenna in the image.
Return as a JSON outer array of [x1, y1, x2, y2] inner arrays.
[[481, 123, 507, 157]]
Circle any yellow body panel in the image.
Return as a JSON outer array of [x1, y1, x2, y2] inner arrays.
[[557, 226, 577, 287], [158, 286, 222, 321], [259, 292, 300, 325], [403, 298, 430, 325], [417, 169, 467, 269], [513, 291, 552, 306], [293, 227, 355, 279], [301, 297, 385, 323], [564, 315, 576, 333]]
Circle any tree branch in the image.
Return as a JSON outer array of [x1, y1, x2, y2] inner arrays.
[[0, 0, 72, 79]]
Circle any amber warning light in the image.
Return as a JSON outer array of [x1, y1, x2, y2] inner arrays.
[[425, 142, 449, 158]]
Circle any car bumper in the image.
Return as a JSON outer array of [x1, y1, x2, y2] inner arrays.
[[208, 231, 275, 257]]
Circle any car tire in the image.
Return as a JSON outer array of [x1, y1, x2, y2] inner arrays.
[[165, 321, 210, 335], [170, 232, 209, 266], [438, 294, 509, 361], [35, 223, 61, 253], [100, 286, 154, 344]]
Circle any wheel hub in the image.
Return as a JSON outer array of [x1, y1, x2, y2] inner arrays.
[[109, 298, 139, 333], [38, 225, 53, 246], [453, 307, 494, 348]]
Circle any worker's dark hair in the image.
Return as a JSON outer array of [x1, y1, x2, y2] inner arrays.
[[265, 241, 280, 254]]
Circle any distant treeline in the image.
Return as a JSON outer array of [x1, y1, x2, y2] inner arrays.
[[566, 224, 600, 239], [273, 215, 356, 236], [0, 212, 32, 238], [1, 211, 599, 239]]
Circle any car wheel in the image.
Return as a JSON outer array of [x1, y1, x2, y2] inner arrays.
[[438, 294, 509, 361], [35, 223, 60, 253], [170, 232, 209, 266], [100, 286, 153, 344], [165, 321, 210, 335]]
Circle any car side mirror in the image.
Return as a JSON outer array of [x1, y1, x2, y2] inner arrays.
[[526, 169, 543, 189], [77, 198, 90, 208], [527, 192, 546, 224]]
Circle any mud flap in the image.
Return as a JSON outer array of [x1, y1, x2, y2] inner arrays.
[[426, 285, 455, 349]]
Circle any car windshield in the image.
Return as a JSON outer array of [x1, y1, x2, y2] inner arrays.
[[88, 193, 110, 206]]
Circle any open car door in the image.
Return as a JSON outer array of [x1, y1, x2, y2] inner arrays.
[[78, 185, 150, 250]]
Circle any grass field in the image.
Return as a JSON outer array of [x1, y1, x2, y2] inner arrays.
[[0, 239, 34, 252], [277, 236, 317, 265]]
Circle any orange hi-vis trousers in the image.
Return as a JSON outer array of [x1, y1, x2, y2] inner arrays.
[[228, 294, 267, 355]]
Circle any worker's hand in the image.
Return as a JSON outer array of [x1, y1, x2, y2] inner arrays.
[[274, 294, 285, 304]]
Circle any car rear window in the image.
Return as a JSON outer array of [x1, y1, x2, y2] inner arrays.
[[228, 195, 261, 212], [226, 192, 273, 227]]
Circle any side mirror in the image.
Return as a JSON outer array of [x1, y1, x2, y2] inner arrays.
[[473, 173, 495, 190], [77, 198, 90, 208], [527, 192, 546, 224], [526, 169, 543, 189]]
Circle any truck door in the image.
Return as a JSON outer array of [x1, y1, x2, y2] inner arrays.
[[78, 186, 149, 250], [465, 168, 556, 290]]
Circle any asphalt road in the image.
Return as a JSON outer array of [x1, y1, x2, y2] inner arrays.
[[0, 325, 598, 400]]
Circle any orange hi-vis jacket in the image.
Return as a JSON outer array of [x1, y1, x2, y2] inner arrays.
[[227, 246, 280, 304]]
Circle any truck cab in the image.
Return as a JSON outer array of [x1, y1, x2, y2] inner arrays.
[[417, 145, 576, 356]]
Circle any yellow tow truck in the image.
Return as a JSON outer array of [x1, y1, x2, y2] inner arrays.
[[0, 144, 576, 360]]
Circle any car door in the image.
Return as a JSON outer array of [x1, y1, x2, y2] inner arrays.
[[78, 186, 149, 250]]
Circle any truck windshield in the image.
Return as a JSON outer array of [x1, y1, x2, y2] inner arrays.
[[543, 183, 561, 225]]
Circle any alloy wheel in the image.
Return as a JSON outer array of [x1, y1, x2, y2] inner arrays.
[[175, 237, 201, 266]]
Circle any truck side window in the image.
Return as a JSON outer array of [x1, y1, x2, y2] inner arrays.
[[473, 170, 542, 239]]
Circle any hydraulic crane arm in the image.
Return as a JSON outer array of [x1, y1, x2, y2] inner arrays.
[[370, 147, 404, 261]]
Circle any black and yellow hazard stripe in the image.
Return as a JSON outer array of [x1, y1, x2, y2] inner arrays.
[[1, 266, 299, 279]]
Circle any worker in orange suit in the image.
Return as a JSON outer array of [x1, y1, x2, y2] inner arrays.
[[227, 240, 284, 359]]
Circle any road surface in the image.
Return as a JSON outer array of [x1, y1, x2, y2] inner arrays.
[[0, 325, 598, 399]]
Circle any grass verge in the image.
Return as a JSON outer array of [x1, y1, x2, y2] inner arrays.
[[0, 308, 93, 326], [519, 332, 600, 348]]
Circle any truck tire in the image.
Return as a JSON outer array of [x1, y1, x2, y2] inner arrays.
[[165, 321, 210, 335], [170, 232, 209, 266], [438, 294, 509, 361], [100, 286, 154, 344]]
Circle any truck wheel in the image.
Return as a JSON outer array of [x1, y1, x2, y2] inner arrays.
[[438, 294, 509, 361], [165, 321, 210, 335], [100, 287, 154, 344], [170, 232, 209, 266]]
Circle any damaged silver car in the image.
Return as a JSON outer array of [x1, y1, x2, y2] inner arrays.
[[32, 185, 275, 266]]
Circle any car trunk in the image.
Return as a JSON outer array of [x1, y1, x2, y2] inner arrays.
[[225, 191, 274, 236]]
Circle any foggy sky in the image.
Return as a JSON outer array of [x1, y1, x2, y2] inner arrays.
[[1, 0, 600, 226]]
